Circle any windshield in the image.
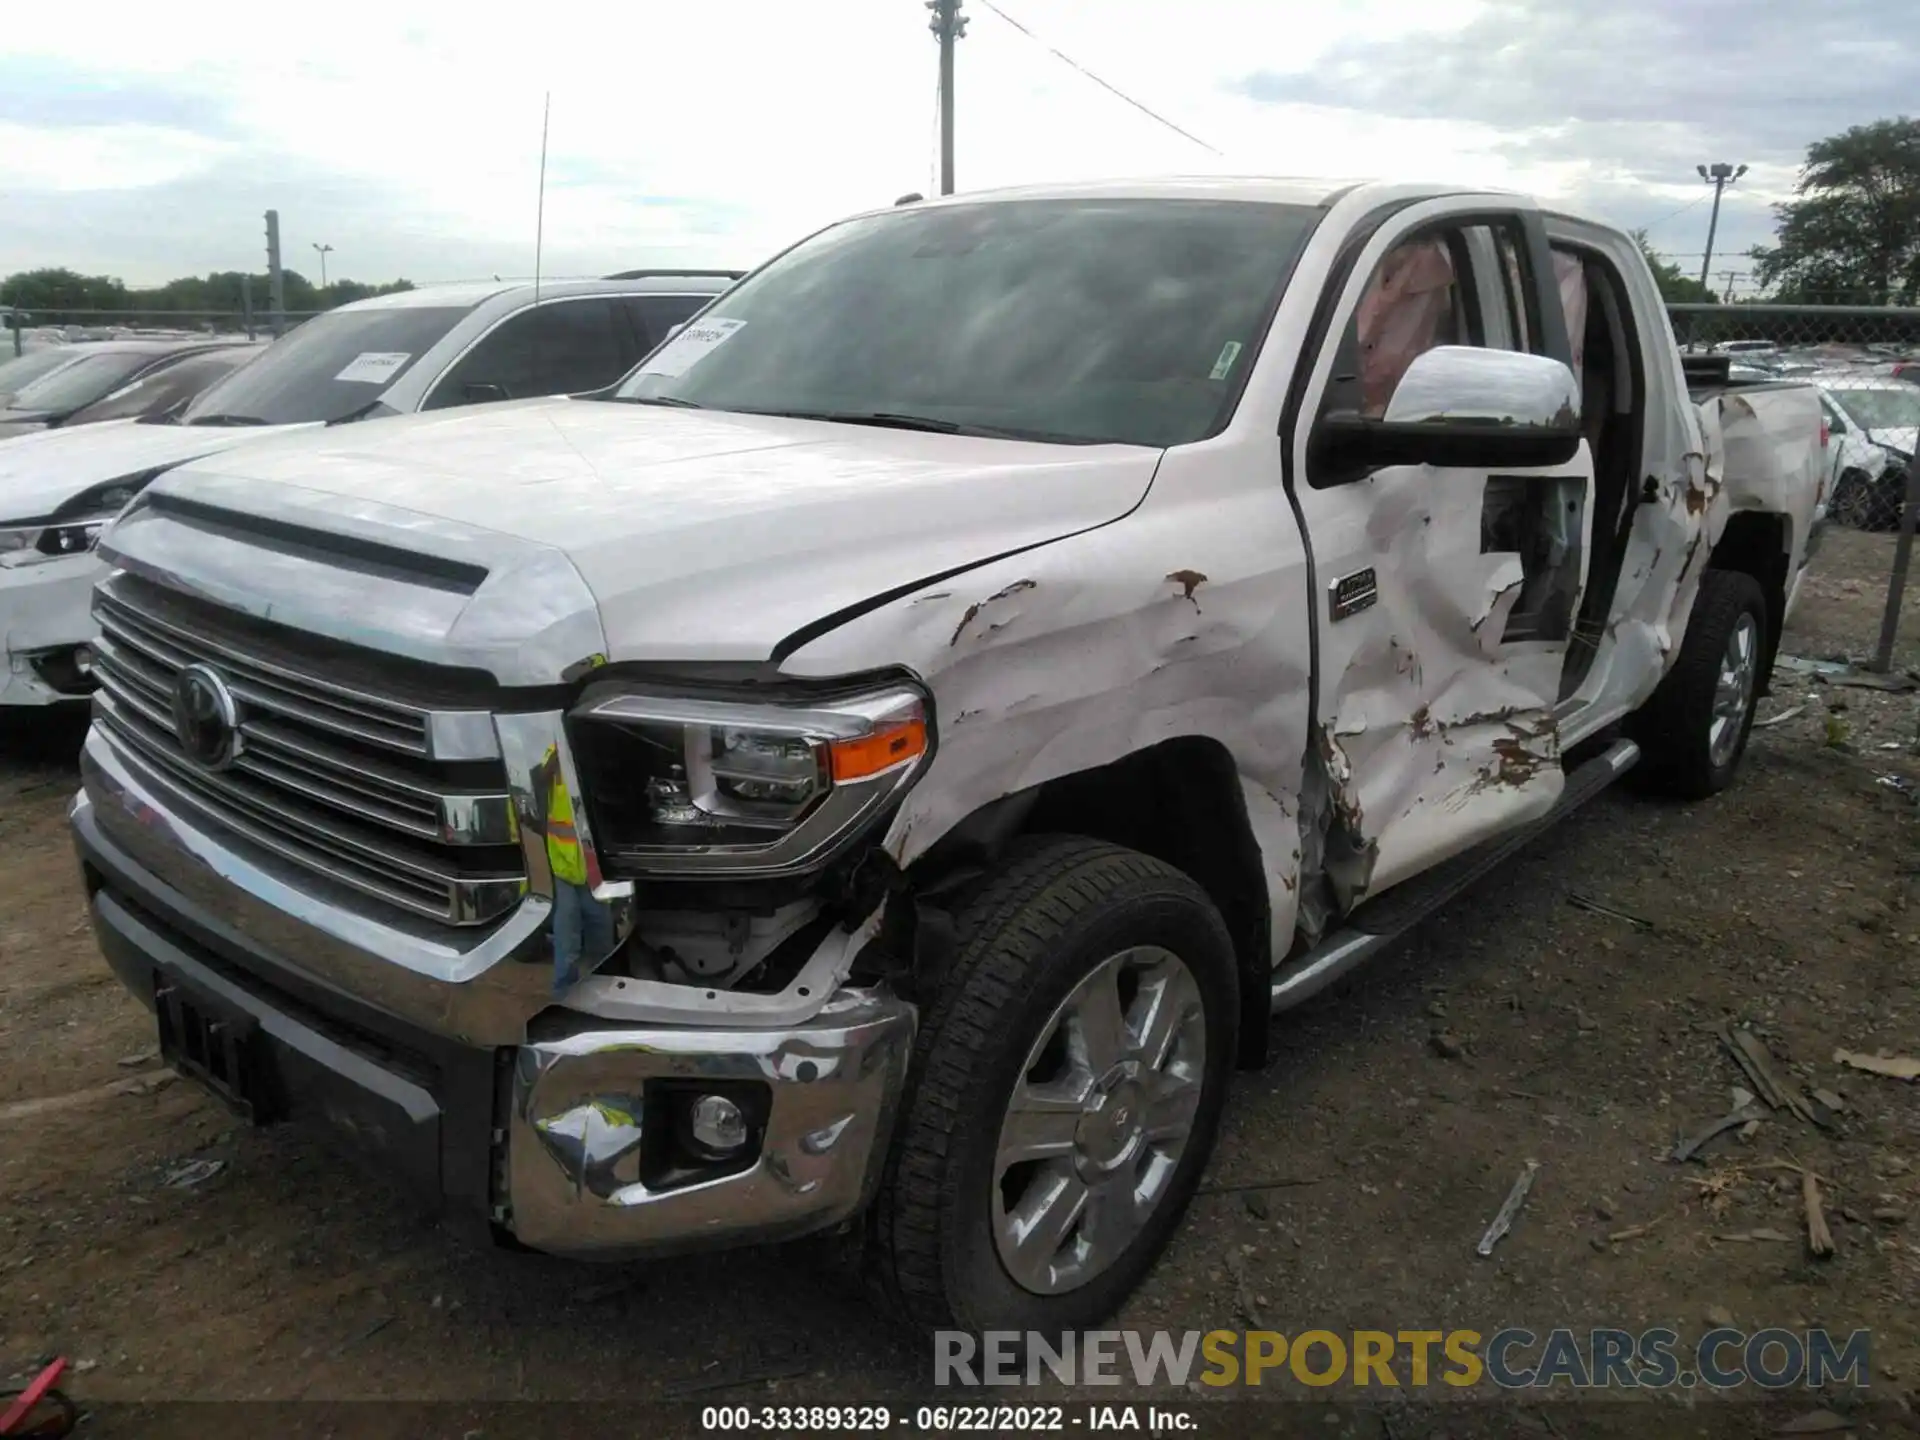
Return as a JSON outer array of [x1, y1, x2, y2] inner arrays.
[[612, 198, 1321, 448], [69, 348, 258, 425], [0, 348, 84, 401], [177, 305, 472, 425], [1830, 387, 1920, 432], [4, 351, 171, 415]]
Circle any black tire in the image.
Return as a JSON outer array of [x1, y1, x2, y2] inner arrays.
[[868, 835, 1240, 1334], [1627, 568, 1769, 800]]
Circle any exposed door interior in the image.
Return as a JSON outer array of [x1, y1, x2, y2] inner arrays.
[[1551, 242, 1648, 702]]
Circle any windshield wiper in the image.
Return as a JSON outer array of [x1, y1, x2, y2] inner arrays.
[[186, 413, 270, 427], [326, 397, 389, 426], [750, 408, 961, 434], [617, 395, 706, 409], [750, 408, 1095, 444]]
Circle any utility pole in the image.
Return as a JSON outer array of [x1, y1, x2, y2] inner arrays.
[[927, 0, 967, 195], [264, 209, 286, 338], [313, 242, 333, 290], [1719, 269, 1740, 303], [1695, 162, 1747, 291]]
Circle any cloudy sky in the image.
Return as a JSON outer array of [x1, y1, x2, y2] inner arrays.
[[1, 0, 1911, 292]]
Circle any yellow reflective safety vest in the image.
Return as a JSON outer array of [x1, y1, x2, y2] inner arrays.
[[544, 746, 587, 887]]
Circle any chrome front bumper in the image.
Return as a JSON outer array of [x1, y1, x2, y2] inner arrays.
[[508, 992, 915, 1257], [75, 720, 919, 1258]]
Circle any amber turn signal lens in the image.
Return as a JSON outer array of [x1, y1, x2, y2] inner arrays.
[[828, 717, 929, 782]]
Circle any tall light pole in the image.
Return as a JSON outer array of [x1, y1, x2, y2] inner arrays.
[[1695, 163, 1746, 291], [313, 242, 334, 290], [926, 0, 967, 195]]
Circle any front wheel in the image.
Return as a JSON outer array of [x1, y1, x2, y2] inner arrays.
[[1628, 568, 1769, 799], [869, 836, 1240, 1333], [1831, 470, 1875, 530]]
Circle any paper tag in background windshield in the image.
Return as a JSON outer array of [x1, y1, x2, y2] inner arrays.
[[1209, 341, 1244, 382], [640, 318, 746, 378], [333, 352, 412, 385]]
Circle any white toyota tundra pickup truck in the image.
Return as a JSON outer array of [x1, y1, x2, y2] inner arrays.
[[69, 178, 1823, 1334]]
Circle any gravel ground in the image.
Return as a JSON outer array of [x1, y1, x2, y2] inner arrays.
[[1, 530, 1917, 1438]]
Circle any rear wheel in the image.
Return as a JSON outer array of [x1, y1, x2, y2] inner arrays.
[[868, 836, 1239, 1333], [1628, 568, 1768, 799]]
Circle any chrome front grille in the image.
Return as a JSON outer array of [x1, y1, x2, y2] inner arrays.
[[90, 576, 525, 926]]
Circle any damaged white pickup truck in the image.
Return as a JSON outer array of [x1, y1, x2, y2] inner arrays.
[[71, 179, 1822, 1334]]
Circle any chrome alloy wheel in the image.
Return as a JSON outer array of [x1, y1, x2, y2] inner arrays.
[[990, 946, 1207, 1295], [1709, 610, 1760, 770]]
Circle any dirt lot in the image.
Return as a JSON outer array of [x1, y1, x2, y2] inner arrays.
[[2, 531, 1918, 1438]]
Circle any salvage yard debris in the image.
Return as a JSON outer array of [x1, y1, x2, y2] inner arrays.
[[1752, 702, 1810, 729], [1671, 1102, 1767, 1162], [1718, 1023, 1819, 1125], [1606, 1216, 1665, 1244], [1566, 892, 1654, 930], [160, 1159, 224, 1190], [1803, 1170, 1835, 1259], [1772, 1409, 1855, 1435], [108, 1071, 174, 1098], [1476, 1160, 1540, 1256], [1833, 1048, 1920, 1082]]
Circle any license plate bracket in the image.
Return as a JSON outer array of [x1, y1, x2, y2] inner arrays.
[[153, 971, 275, 1123]]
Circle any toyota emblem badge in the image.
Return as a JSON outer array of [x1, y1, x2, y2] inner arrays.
[[171, 664, 243, 770]]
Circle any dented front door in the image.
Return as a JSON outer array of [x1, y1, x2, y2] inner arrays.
[[1287, 200, 1595, 913]]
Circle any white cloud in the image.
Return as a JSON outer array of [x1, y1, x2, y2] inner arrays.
[[0, 122, 232, 191]]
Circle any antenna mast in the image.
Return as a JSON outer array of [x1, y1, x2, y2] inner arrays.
[[532, 91, 551, 392], [534, 92, 551, 304]]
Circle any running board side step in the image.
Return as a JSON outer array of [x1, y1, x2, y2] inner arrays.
[[1269, 738, 1640, 1015]]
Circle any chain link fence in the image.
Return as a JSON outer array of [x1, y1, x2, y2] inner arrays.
[[1668, 303, 1920, 674], [5, 308, 322, 354]]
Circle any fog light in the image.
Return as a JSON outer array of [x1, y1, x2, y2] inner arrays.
[[73, 644, 95, 678], [687, 1094, 748, 1157]]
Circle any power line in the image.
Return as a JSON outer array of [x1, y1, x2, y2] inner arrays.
[[974, 0, 1223, 157], [1636, 193, 1709, 234]]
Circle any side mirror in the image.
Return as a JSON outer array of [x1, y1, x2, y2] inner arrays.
[[1313, 346, 1582, 476], [663, 323, 686, 343], [463, 381, 508, 403]]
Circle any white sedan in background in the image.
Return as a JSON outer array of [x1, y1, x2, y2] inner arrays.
[[1815, 375, 1917, 530]]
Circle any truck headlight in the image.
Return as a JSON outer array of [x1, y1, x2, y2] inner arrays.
[[569, 683, 932, 878]]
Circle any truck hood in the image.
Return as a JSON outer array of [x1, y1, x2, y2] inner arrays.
[[0, 418, 312, 522], [132, 397, 1162, 667]]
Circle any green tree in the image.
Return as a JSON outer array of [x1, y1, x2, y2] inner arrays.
[[1750, 116, 1920, 304], [0, 267, 130, 312], [1631, 231, 1719, 303], [0, 267, 419, 326]]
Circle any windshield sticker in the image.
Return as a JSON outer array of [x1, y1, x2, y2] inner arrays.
[[640, 318, 746, 378], [1209, 340, 1244, 382], [333, 352, 412, 385]]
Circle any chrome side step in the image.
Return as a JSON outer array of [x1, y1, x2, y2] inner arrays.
[[1270, 738, 1640, 1015]]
